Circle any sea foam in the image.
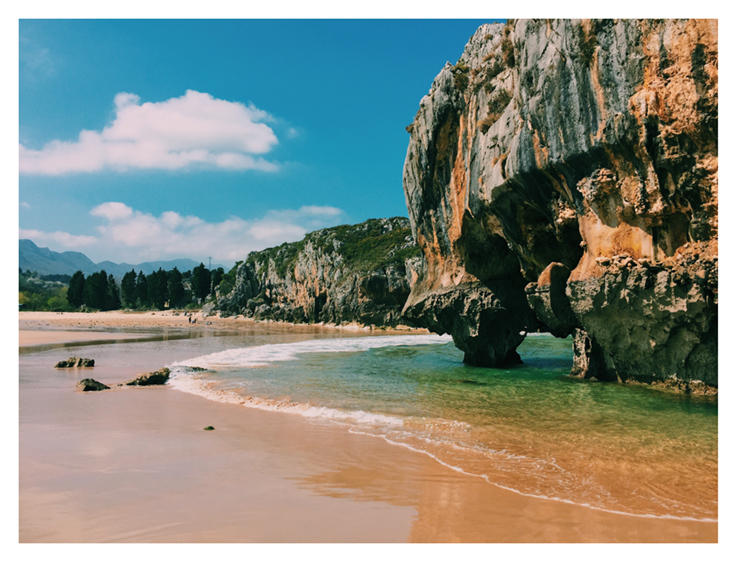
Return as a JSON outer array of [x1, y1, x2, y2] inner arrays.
[[170, 334, 452, 370]]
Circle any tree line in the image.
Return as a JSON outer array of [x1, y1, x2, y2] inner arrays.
[[66, 263, 226, 311], [19, 269, 74, 311]]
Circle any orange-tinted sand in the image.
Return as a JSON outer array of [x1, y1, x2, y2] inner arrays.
[[18, 319, 717, 542], [19, 310, 427, 335]]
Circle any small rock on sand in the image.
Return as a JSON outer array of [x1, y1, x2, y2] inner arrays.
[[76, 378, 110, 392], [125, 367, 170, 386]]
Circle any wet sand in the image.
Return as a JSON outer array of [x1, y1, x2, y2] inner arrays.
[[20, 329, 153, 347], [19, 327, 717, 542]]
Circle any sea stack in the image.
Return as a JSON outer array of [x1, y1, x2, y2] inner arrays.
[[402, 20, 717, 389]]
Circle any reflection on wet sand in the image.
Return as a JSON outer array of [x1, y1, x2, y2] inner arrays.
[[297, 439, 717, 542]]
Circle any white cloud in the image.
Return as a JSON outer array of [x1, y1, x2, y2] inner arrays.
[[90, 202, 133, 221], [20, 90, 280, 175], [20, 203, 347, 264], [20, 201, 31, 209], [19, 229, 96, 248]]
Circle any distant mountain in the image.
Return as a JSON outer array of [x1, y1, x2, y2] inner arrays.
[[19, 239, 204, 277]]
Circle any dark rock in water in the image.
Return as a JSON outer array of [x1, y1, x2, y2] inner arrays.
[[76, 378, 109, 391], [125, 367, 170, 386], [402, 19, 718, 389], [403, 280, 530, 366], [203, 426, 215, 431], [525, 263, 577, 338], [212, 217, 425, 327], [55, 357, 95, 368]]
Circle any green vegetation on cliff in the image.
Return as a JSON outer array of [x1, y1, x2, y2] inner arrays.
[[246, 218, 421, 280], [215, 217, 424, 327]]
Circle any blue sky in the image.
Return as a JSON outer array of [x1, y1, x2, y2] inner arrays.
[[19, 19, 496, 264]]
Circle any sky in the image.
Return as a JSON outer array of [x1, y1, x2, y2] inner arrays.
[[19, 19, 497, 265]]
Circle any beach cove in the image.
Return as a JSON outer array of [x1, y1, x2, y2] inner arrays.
[[19, 312, 717, 542]]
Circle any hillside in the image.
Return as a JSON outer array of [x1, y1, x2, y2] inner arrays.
[[212, 217, 423, 326], [19, 239, 202, 277]]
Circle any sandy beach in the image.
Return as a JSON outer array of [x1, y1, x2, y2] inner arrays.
[[18, 313, 717, 542], [19, 310, 427, 336]]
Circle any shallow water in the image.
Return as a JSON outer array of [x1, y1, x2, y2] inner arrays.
[[167, 332, 718, 521]]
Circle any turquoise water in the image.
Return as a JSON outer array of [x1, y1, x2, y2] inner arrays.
[[169, 333, 717, 521]]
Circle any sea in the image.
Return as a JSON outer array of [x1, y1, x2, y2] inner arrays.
[[164, 330, 718, 522]]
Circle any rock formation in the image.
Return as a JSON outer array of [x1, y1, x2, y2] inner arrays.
[[402, 19, 717, 389], [213, 217, 423, 327], [125, 367, 170, 386], [76, 378, 109, 391], [55, 357, 95, 368]]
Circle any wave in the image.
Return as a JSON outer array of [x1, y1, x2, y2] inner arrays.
[[347, 429, 718, 523], [170, 334, 452, 370], [170, 370, 408, 428]]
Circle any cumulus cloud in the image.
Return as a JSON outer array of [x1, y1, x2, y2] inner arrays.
[[20, 202, 347, 264], [20, 90, 280, 175], [90, 201, 133, 221]]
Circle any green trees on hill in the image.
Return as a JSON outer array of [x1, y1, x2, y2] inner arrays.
[[19, 270, 74, 311], [57, 263, 227, 311]]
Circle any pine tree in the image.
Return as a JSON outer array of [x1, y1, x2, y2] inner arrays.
[[121, 269, 137, 308], [191, 263, 211, 302], [167, 267, 185, 308], [147, 268, 168, 309], [106, 273, 121, 310], [83, 271, 108, 310], [135, 271, 149, 308], [67, 270, 85, 308]]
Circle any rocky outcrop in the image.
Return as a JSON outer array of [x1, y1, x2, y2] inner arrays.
[[125, 368, 170, 386], [213, 218, 423, 327], [76, 378, 109, 391], [403, 19, 717, 389], [55, 357, 95, 368]]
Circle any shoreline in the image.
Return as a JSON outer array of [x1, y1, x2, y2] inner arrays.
[[19, 310, 429, 337], [18, 324, 717, 542]]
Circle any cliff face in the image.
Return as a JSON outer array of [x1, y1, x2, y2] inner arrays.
[[214, 217, 424, 326], [403, 19, 718, 388]]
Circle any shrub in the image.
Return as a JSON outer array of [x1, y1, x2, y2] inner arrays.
[[501, 25, 515, 67], [479, 89, 513, 133], [452, 61, 470, 91]]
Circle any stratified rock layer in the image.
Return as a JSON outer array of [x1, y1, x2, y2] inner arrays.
[[214, 218, 423, 327], [403, 19, 717, 388]]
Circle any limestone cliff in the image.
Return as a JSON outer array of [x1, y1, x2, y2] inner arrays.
[[213, 217, 423, 326], [403, 19, 717, 389]]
